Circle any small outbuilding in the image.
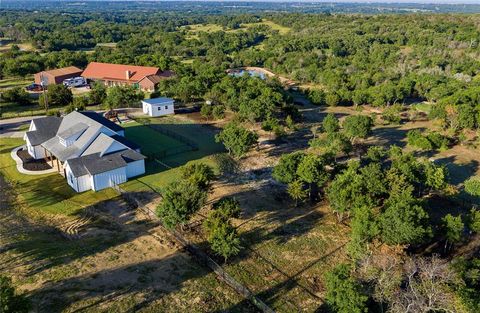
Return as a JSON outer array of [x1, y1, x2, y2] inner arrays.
[[142, 97, 175, 117], [34, 66, 83, 86]]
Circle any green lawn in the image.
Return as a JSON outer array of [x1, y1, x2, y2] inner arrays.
[[122, 115, 225, 193], [0, 138, 117, 217], [123, 121, 186, 155]]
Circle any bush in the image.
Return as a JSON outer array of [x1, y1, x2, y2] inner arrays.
[[213, 153, 238, 175], [407, 130, 433, 150], [212, 105, 225, 119], [308, 89, 326, 105], [1, 87, 30, 105], [407, 130, 449, 151], [464, 177, 480, 197], [382, 103, 402, 124]]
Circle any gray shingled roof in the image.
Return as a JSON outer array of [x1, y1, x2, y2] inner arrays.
[[79, 111, 124, 132], [25, 117, 62, 146], [57, 122, 88, 140], [67, 149, 145, 177]]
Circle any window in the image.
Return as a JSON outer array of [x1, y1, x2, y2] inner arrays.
[[158, 106, 161, 111], [165, 105, 168, 110]]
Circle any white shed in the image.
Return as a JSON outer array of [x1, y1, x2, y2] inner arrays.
[[142, 97, 175, 117]]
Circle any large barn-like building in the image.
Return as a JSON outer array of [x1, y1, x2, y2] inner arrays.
[[24, 111, 145, 192], [81, 62, 173, 92], [34, 66, 83, 86]]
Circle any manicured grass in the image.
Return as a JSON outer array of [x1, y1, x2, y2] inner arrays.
[[122, 115, 225, 193], [123, 121, 186, 155], [0, 138, 117, 216]]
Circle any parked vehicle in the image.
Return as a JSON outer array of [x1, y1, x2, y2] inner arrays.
[[25, 83, 43, 91], [63, 77, 87, 88]]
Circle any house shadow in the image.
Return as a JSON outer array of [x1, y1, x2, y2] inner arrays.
[[0, 197, 159, 277], [28, 254, 210, 313]]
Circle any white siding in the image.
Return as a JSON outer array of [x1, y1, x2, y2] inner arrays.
[[126, 159, 145, 178], [91, 167, 127, 191], [76, 175, 92, 192], [25, 136, 44, 159], [142, 101, 175, 117]]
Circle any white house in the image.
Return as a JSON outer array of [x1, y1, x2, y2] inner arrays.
[[24, 111, 145, 192], [142, 97, 175, 117]]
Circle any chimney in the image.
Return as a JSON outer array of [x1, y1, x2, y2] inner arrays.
[[125, 70, 131, 80]]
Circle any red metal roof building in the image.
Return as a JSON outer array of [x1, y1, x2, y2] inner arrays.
[[81, 62, 172, 91], [34, 66, 83, 86]]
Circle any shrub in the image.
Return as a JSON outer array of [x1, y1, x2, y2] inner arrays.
[[407, 130, 433, 150], [464, 177, 480, 197], [1, 87, 30, 105]]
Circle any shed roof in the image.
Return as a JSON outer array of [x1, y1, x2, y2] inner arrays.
[[142, 97, 174, 106], [38, 66, 82, 78], [81, 62, 160, 82]]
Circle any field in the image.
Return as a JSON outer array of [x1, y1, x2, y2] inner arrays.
[[181, 19, 290, 42], [0, 118, 250, 312]]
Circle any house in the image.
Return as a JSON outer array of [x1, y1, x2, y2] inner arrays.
[[142, 97, 175, 117], [81, 62, 173, 92], [24, 111, 145, 192], [34, 66, 83, 86]]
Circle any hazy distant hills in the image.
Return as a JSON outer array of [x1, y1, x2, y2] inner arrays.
[[2, 1, 480, 14]]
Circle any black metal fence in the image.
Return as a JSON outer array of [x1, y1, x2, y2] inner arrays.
[[113, 185, 275, 313]]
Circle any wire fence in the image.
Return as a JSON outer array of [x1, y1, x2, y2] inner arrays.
[[128, 114, 199, 150], [113, 185, 275, 313]]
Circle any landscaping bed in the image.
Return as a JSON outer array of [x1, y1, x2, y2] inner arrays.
[[17, 148, 52, 171]]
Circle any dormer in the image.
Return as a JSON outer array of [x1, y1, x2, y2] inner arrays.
[[57, 123, 88, 147]]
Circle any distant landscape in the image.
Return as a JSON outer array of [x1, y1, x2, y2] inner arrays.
[[1, 1, 480, 313]]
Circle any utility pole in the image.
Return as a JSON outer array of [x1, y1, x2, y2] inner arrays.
[[40, 74, 48, 114]]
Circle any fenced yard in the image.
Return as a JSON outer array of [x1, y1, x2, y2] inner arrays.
[[122, 115, 225, 193]]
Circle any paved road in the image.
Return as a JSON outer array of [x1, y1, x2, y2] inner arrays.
[[0, 115, 43, 138]]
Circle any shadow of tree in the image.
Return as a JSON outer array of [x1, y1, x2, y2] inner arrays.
[[433, 156, 479, 186], [28, 255, 210, 313]]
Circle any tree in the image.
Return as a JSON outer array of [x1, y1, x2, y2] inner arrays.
[[103, 85, 143, 110], [287, 180, 308, 206], [272, 151, 305, 184], [322, 113, 340, 133], [212, 197, 241, 219], [156, 181, 207, 229], [296, 154, 328, 201], [89, 82, 107, 105], [442, 214, 464, 251], [203, 216, 241, 262], [0, 276, 30, 313], [347, 205, 379, 259], [342, 115, 373, 142], [380, 189, 431, 245], [467, 208, 480, 233], [181, 163, 214, 190], [308, 89, 326, 105], [215, 122, 258, 158], [203, 197, 242, 261], [324, 264, 368, 313], [39, 84, 72, 108]]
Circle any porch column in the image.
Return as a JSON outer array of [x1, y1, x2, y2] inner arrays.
[[50, 151, 54, 167], [56, 158, 60, 173]]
